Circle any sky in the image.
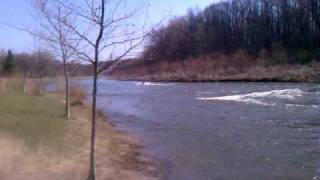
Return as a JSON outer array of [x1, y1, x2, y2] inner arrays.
[[0, 0, 222, 53]]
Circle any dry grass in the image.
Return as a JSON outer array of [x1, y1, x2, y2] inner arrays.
[[0, 82, 157, 180], [0, 77, 42, 95], [70, 85, 86, 100], [52, 77, 87, 106], [108, 52, 320, 82]]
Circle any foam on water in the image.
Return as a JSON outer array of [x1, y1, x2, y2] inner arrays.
[[196, 91, 216, 96], [197, 89, 304, 106], [284, 104, 319, 108], [135, 82, 172, 86]]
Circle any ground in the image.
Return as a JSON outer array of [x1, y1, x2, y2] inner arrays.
[[0, 91, 157, 180]]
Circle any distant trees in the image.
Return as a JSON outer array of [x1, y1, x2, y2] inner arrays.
[[2, 50, 17, 75], [144, 0, 320, 63], [0, 49, 89, 78], [0, 49, 60, 93]]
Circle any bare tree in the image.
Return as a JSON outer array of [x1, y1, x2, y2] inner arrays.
[[5, 2, 74, 114], [31, 0, 80, 118], [32, 49, 58, 95], [38, 0, 149, 179]]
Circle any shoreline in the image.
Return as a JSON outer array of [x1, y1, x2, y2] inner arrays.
[[54, 77, 159, 179], [0, 87, 158, 180], [68, 85, 159, 180], [70, 78, 161, 179], [76, 84, 159, 179], [106, 59, 320, 83], [106, 76, 320, 83], [95, 108, 158, 177]]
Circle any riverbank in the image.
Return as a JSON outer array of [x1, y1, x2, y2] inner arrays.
[[107, 55, 320, 83], [0, 89, 157, 180]]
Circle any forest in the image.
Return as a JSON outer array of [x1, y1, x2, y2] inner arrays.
[[108, 0, 320, 82], [145, 0, 320, 63]]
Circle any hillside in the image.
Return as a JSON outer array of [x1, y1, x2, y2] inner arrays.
[[108, 0, 320, 82]]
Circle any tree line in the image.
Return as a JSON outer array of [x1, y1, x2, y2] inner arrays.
[[144, 0, 320, 63], [0, 49, 92, 77]]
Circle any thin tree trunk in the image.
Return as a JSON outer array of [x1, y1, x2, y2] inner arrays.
[[88, 1, 104, 179], [63, 62, 71, 119], [39, 75, 42, 95], [88, 62, 98, 180], [22, 74, 27, 93]]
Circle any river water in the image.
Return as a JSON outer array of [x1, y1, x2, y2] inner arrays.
[[78, 79, 320, 180]]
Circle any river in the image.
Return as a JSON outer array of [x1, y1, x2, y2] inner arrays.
[[77, 79, 320, 180]]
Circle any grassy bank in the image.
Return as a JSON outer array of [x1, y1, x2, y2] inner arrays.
[[0, 81, 156, 180], [107, 53, 320, 83], [0, 91, 65, 145]]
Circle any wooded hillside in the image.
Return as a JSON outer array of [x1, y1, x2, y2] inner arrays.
[[108, 0, 320, 82], [144, 0, 320, 63]]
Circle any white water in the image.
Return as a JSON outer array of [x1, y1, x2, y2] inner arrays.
[[197, 89, 305, 106], [135, 82, 172, 86]]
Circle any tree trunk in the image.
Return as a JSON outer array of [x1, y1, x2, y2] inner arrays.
[[311, 0, 320, 30], [22, 74, 27, 94], [88, 62, 98, 180], [63, 62, 71, 119], [39, 75, 42, 95], [88, 1, 104, 179]]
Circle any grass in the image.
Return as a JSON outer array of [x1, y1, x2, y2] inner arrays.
[[0, 84, 155, 179], [0, 91, 66, 146], [108, 53, 320, 82]]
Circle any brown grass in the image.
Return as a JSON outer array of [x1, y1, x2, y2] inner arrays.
[[53, 78, 87, 106], [108, 52, 320, 82], [0, 77, 42, 95], [0, 85, 157, 180], [70, 84, 86, 101]]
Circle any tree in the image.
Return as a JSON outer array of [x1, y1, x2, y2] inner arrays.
[[29, 0, 77, 118], [32, 50, 58, 95], [143, 0, 320, 63], [2, 50, 16, 75], [39, 0, 149, 179], [8, 0, 73, 117]]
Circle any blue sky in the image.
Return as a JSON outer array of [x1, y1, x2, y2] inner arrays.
[[0, 0, 222, 53]]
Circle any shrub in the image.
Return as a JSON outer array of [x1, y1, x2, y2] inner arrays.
[[70, 85, 86, 106]]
